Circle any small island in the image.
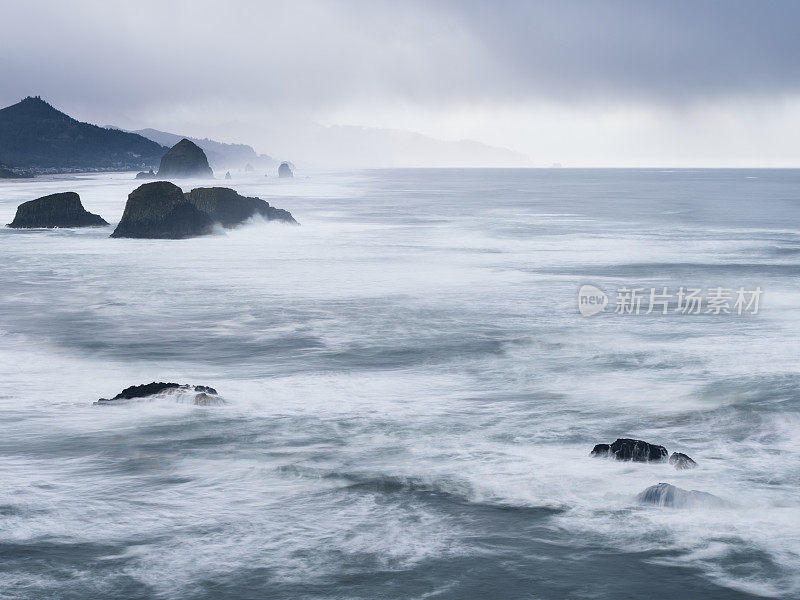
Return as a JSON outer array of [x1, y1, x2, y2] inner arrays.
[[7, 192, 108, 228]]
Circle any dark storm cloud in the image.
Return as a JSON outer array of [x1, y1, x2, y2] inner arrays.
[[446, 0, 800, 104], [1, 0, 799, 117]]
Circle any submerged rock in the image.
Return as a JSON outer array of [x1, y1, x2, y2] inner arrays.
[[7, 192, 107, 228], [157, 138, 213, 178], [636, 483, 727, 509], [278, 161, 293, 178], [590, 438, 668, 462], [669, 452, 697, 470], [96, 382, 223, 406], [185, 187, 298, 226], [110, 181, 214, 239], [135, 169, 156, 180]]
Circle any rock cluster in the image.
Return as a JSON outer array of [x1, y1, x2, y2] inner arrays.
[[111, 182, 298, 239], [7, 192, 107, 228], [96, 382, 223, 406], [591, 438, 696, 469]]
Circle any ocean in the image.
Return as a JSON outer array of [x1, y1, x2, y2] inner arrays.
[[0, 168, 798, 599]]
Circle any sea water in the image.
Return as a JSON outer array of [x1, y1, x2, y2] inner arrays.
[[0, 169, 798, 599]]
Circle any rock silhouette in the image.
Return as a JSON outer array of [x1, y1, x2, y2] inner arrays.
[[157, 139, 213, 178], [278, 161, 293, 178], [110, 181, 214, 239], [7, 192, 107, 228], [591, 438, 668, 462]]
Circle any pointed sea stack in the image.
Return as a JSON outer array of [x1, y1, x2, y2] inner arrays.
[[111, 181, 214, 239], [278, 162, 293, 178], [157, 139, 213, 178], [7, 192, 107, 228]]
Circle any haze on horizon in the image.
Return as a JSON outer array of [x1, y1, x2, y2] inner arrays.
[[2, 0, 800, 168]]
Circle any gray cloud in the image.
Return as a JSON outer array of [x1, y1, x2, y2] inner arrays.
[[3, 0, 799, 116], [1, 1, 799, 167]]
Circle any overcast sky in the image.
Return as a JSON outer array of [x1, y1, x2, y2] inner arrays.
[[2, 0, 800, 167]]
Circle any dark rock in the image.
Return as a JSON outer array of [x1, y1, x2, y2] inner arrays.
[[110, 181, 214, 239], [590, 443, 610, 457], [185, 187, 298, 226], [669, 452, 697, 470], [157, 138, 213, 179], [590, 438, 668, 462], [7, 192, 107, 228], [96, 381, 222, 406], [224, 171, 231, 180], [135, 169, 156, 180], [636, 483, 727, 509], [278, 161, 293, 178]]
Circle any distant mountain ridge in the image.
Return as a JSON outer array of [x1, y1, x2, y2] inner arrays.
[[0, 97, 167, 172], [132, 128, 275, 171]]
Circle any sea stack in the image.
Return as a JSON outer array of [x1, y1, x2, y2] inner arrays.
[[157, 139, 213, 179], [7, 192, 107, 228], [185, 187, 298, 226], [111, 181, 214, 239], [278, 162, 293, 178]]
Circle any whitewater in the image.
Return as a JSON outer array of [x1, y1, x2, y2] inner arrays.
[[1, 168, 799, 599]]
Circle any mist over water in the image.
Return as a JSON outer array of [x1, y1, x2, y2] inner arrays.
[[1, 169, 799, 599]]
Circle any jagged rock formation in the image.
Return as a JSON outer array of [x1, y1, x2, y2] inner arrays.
[[135, 169, 156, 180], [111, 182, 298, 239], [669, 452, 697, 470], [636, 483, 727, 509], [278, 161, 293, 178], [0, 96, 165, 171], [591, 438, 668, 462], [7, 192, 107, 228], [185, 187, 298, 226], [157, 139, 213, 178], [96, 382, 223, 406], [110, 181, 214, 239]]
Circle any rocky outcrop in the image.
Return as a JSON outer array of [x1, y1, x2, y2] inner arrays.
[[157, 138, 213, 178], [96, 382, 223, 406], [135, 169, 156, 180], [278, 161, 293, 178], [224, 171, 231, 180], [185, 187, 298, 226], [591, 438, 668, 462], [636, 483, 727, 509], [7, 192, 107, 228], [111, 182, 298, 239], [669, 452, 697, 470], [110, 181, 214, 239]]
